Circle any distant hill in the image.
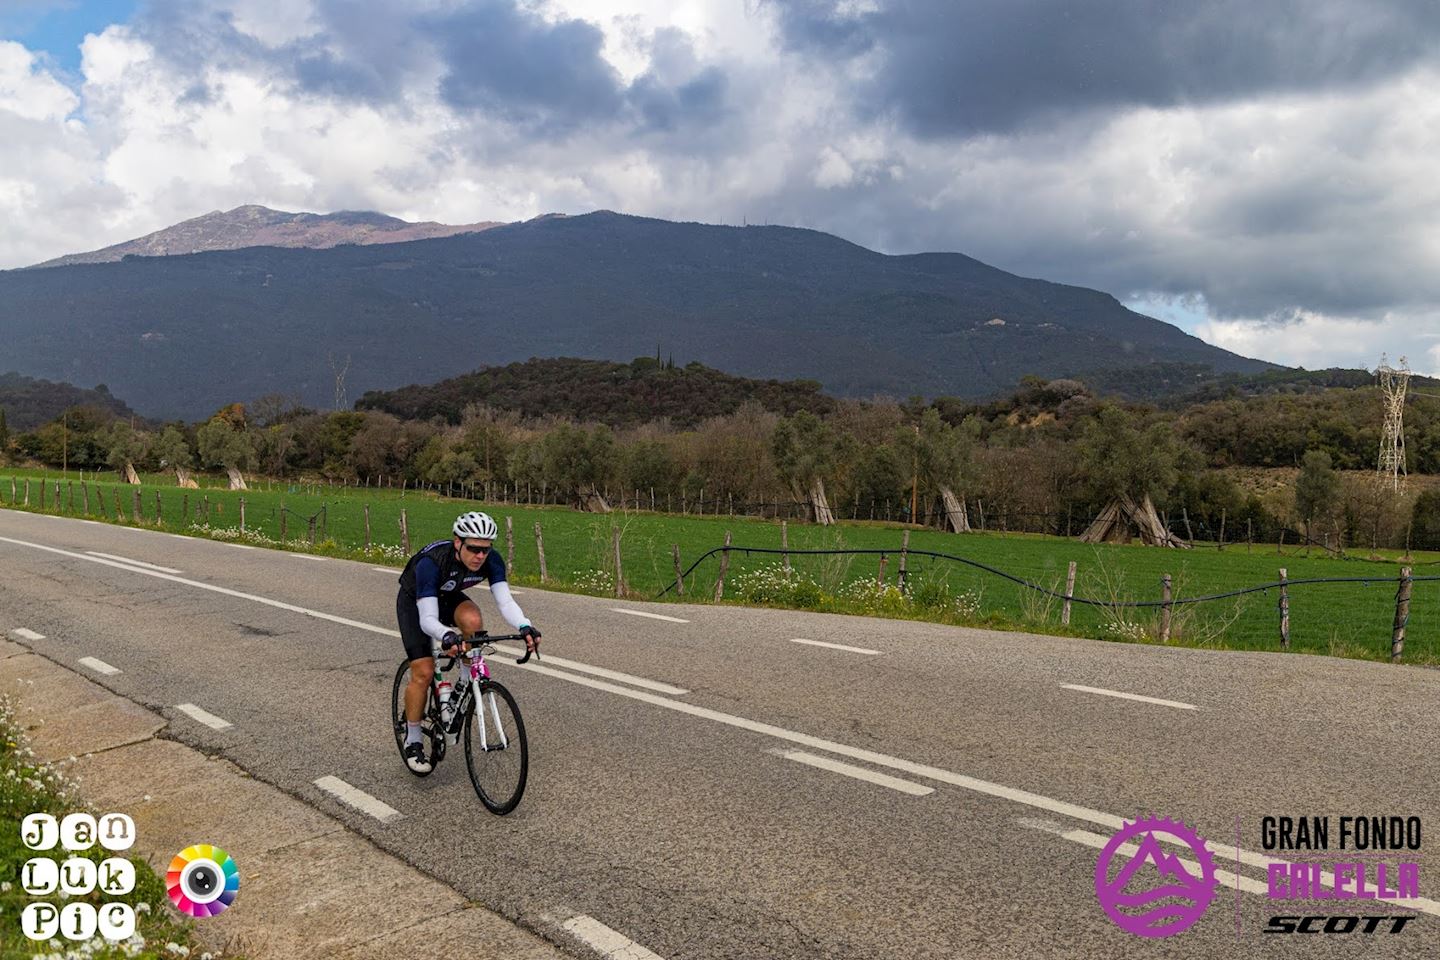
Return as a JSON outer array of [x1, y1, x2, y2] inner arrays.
[[0, 210, 1274, 420], [356, 356, 838, 428], [31, 204, 504, 268], [0, 373, 141, 431]]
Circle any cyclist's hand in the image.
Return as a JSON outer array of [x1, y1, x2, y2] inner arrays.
[[440, 630, 463, 657], [520, 625, 542, 655]]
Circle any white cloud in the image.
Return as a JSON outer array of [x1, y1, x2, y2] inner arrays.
[[1, 0, 1440, 381]]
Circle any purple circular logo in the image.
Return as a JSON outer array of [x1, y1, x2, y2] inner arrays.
[[1095, 816, 1217, 937]]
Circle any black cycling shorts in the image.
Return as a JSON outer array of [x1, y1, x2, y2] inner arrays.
[[396, 590, 471, 662]]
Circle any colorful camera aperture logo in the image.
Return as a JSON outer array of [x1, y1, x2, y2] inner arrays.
[[166, 844, 239, 917]]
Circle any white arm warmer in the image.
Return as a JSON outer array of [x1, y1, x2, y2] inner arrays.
[[490, 581, 529, 630], [416, 597, 450, 644]]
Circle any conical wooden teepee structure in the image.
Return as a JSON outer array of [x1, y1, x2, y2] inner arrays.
[[1079, 494, 1189, 548]]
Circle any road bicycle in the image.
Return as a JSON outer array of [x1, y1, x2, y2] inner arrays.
[[391, 633, 532, 814]]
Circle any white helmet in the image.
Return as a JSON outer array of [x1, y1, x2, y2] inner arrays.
[[453, 511, 498, 540]]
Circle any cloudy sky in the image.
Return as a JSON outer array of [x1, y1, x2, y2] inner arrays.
[[3, 0, 1440, 373]]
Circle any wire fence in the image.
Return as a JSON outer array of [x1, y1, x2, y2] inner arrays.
[[655, 543, 1436, 665]]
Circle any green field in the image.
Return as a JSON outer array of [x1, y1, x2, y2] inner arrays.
[[3, 468, 1437, 666]]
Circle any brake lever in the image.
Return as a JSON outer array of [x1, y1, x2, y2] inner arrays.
[[516, 644, 540, 665]]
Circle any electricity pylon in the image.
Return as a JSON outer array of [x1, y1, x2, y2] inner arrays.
[[1377, 354, 1410, 493]]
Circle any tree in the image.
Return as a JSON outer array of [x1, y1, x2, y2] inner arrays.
[[1294, 449, 1341, 544], [154, 426, 193, 471], [197, 407, 256, 488], [535, 424, 618, 505], [773, 410, 838, 523], [899, 408, 979, 529], [1076, 405, 1181, 506], [0, 407, 8, 457]]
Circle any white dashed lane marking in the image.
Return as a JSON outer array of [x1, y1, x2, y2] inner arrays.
[[11, 628, 45, 641], [175, 703, 234, 730], [788, 637, 881, 655], [559, 914, 667, 960], [1061, 684, 1197, 711], [314, 775, 402, 823], [78, 657, 121, 676], [610, 608, 689, 624]]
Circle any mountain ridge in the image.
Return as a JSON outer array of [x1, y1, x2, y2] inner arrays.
[[0, 209, 1273, 420], [29, 204, 505, 269]]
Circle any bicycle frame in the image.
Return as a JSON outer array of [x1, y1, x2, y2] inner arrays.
[[434, 633, 526, 748]]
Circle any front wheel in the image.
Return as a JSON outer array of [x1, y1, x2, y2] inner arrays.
[[463, 680, 528, 814]]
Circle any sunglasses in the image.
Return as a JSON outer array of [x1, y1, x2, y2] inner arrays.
[[460, 542, 491, 555]]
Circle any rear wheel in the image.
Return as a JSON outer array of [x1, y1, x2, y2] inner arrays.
[[392, 661, 444, 774], [463, 681, 528, 814]]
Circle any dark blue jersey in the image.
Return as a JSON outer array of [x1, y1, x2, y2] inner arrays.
[[397, 538, 507, 601]]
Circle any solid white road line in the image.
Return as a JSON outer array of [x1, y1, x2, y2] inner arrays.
[[769, 748, 932, 796], [175, 703, 233, 730], [292, 554, 328, 561], [11, 628, 45, 641], [611, 608, 689, 624], [0, 536, 399, 637], [78, 657, 121, 676], [1061, 684, 1197, 711], [789, 637, 881, 655], [499, 644, 689, 695], [371, 567, 401, 574], [314, 775, 402, 823], [560, 914, 666, 960], [85, 551, 182, 574]]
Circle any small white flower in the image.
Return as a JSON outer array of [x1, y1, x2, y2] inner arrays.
[[143, 794, 152, 801]]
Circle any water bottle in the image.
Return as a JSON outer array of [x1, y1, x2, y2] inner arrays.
[[437, 679, 454, 725]]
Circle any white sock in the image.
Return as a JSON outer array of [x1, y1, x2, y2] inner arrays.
[[405, 722, 422, 747]]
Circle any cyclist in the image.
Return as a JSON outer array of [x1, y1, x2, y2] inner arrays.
[[396, 510, 541, 774]]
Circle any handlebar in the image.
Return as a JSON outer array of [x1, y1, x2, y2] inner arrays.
[[434, 633, 539, 667]]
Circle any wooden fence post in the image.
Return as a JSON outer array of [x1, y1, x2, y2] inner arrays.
[[307, 515, 317, 544], [506, 515, 515, 573], [535, 522, 548, 582], [39, 478, 46, 510], [1393, 567, 1413, 663], [280, 507, 288, 542], [53, 481, 60, 510], [1278, 568, 1290, 649], [239, 498, 245, 532], [1218, 509, 1227, 551], [1062, 560, 1077, 626], [155, 491, 163, 525], [672, 544, 684, 596], [132, 488, 142, 522], [11, 477, 17, 503], [400, 509, 410, 553], [181, 493, 187, 520], [899, 530, 910, 592], [114, 489, 122, 521], [23, 478, 31, 506], [781, 521, 790, 574], [364, 504, 372, 549], [877, 554, 888, 585], [83, 482, 90, 514], [202, 496, 209, 523], [67, 481, 74, 513], [714, 531, 732, 601], [612, 526, 625, 598], [1159, 574, 1173, 642]]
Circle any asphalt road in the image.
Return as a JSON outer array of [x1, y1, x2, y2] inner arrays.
[[2, 509, 1438, 959]]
